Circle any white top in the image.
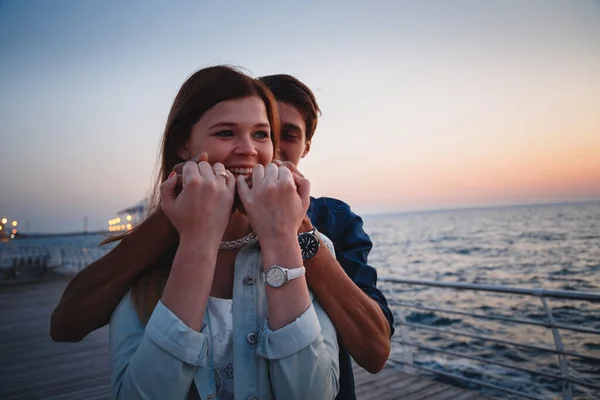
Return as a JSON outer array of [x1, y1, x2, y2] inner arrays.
[[207, 296, 234, 399], [205, 232, 336, 399]]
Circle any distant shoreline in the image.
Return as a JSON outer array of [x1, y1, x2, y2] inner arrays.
[[6, 200, 599, 237], [10, 230, 111, 239]]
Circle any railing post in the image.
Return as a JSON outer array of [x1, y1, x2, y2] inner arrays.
[[540, 296, 573, 400]]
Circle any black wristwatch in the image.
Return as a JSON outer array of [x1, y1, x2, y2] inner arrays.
[[298, 228, 320, 260]]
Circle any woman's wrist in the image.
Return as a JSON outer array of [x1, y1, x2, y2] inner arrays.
[[260, 233, 303, 270], [178, 231, 221, 257]]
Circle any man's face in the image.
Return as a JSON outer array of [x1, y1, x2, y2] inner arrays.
[[277, 101, 311, 166]]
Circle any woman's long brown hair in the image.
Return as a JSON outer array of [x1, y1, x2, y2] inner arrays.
[[105, 66, 280, 322]]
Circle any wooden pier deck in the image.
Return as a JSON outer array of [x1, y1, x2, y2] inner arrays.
[[0, 278, 492, 399]]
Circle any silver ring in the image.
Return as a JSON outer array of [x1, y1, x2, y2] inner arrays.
[[215, 171, 228, 179]]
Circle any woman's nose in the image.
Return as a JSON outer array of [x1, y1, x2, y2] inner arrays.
[[234, 135, 258, 156]]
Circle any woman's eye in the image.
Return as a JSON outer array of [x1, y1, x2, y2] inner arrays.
[[215, 130, 234, 137], [254, 131, 270, 139]]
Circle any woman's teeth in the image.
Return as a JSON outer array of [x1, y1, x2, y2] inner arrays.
[[229, 167, 253, 175]]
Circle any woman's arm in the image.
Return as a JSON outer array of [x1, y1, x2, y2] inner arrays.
[[259, 299, 340, 400], [110, 160, 235, 398], [110, 235, 219, 399], [257, 236, 340, 400], [260, 233, 310, 329], [110, 292, 209, 399]]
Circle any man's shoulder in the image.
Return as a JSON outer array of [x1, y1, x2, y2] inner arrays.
[[309, 196, 357, 216], [308, 196, 365, 240]]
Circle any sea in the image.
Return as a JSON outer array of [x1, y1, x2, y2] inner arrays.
[[2, 202, 599, 399], [365, 201, 600, 399]]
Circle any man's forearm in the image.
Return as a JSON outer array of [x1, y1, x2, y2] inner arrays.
[[50, 210, 178, 342], [302, 222, 391, 373]]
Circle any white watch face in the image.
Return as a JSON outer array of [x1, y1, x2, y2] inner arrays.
[[267, 267, 286, 287]]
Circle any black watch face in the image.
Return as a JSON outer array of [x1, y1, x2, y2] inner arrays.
[[299, 233, 319, 260]]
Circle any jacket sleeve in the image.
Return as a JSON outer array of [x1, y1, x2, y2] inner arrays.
[[109, 292, 210, 399], [256, 299, 339, 400], [255, 235, 340, 400]]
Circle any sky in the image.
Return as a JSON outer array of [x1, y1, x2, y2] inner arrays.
[[1, 0, 599, 233]]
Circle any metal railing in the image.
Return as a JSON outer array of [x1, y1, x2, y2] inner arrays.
[[380, 277, 600, 400]]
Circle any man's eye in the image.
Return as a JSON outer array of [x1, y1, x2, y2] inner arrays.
[[215, 130, 234, 137], [254, 131, 270, 139], [282, 132, 298, 141]]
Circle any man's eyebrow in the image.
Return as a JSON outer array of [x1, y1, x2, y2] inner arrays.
[[281, 123, 302, 132], [208, 121, 270, 129]]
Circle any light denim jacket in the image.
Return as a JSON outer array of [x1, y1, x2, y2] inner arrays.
[[109, 235, 340, 400]]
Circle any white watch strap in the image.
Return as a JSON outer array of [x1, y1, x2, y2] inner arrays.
[[286, 266, 306, 282]]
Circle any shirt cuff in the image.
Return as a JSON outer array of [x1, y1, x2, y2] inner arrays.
[[256, 303, 321, 360], [145, 300, 209, 367]]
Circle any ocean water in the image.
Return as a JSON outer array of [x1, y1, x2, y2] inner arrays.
[[364, 202, 600, 399], [2, 202, 599, 398]]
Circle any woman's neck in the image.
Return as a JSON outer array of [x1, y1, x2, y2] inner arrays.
[[221, 211, 252, 243]]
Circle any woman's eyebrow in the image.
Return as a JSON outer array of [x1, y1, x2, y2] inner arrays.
[[208, 121, 270, 129]]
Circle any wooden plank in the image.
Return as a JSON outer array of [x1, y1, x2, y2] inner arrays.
[[0, 278, 491, 400]]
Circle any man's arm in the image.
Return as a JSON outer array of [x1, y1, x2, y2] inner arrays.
[[303, 199, 394, 374], [49, 210, 178, 342]]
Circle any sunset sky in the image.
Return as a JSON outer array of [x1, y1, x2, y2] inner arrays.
[[1, 0, 599, 233]]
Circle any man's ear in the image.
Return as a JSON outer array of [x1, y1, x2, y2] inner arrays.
[[301, 140, 312, 158]]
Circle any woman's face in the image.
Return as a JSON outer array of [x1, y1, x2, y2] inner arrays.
[[181, 96, 274, 180]]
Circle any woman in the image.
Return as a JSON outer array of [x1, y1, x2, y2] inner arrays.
[[109, 66, 340, 399]]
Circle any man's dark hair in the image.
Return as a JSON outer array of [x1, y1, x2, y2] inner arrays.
[[258, 74, 321, 141]]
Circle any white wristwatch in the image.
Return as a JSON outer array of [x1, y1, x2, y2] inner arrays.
[[263, 265, 306, 288]]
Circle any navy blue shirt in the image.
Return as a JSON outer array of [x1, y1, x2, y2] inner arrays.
[[307, 197, 395, 400]]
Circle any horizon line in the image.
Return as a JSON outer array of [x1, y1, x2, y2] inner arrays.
[[361, 199, 600, 218]]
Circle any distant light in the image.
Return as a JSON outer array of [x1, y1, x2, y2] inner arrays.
[[0, 225, 2, 231], [12, 229, 17, 234], [10, 234, 15, 239], [116, 217, 121, 223], [121, 224, 125, 230], [126, 224, 132, 230], [11, 221, 17, 227], [127, 215, 132, 221], [1, 218, 6, 224]]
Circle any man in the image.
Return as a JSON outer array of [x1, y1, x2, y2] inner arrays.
[[50, 74, 394, 400]]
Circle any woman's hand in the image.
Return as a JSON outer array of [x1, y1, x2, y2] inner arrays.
[[237, 163, 310, 241], [160, 160, 235, 243]]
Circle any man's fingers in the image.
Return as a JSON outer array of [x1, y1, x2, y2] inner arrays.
[[160, 172, 178, 206], [273, 159, 304, 178], [193, 152, 209, 163], [293, 172, 311, 200]]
